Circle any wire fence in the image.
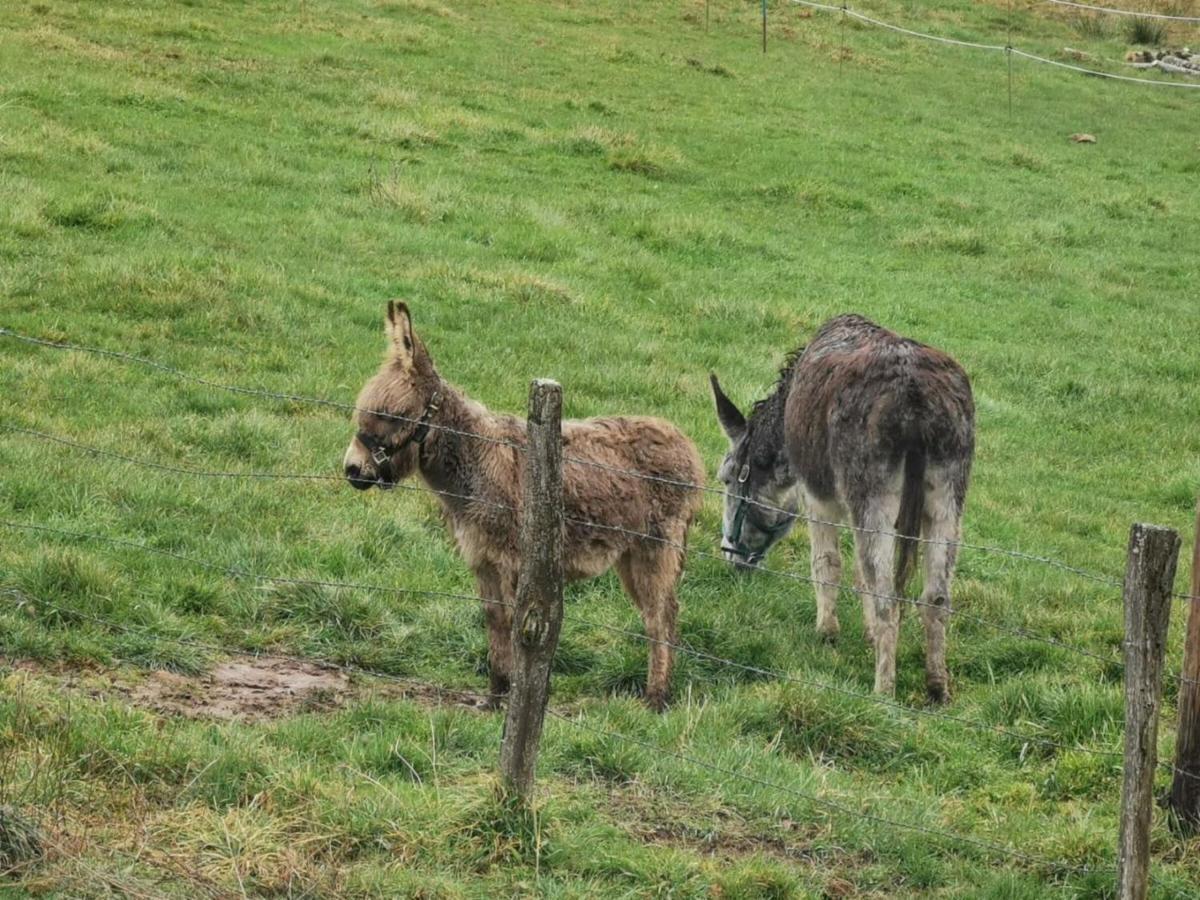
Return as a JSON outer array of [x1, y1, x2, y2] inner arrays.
[[0, 424, 1144, 668], [1042, 0, 1200, 23], [2, 306, 1197, 889], [788, 0, 1200, 88], [8, 576, 1199, 895], [0, 326, 1147, 591], [3, 499, 1198, 788], [0, 587, 1125, 882], [0, 357, 1193, 857]]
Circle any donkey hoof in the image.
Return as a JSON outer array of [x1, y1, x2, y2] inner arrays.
[[486, 675, 511, 710], [643, 691, 670, 714], [817, 627, 839, 646], [926, 682, 951, 705]]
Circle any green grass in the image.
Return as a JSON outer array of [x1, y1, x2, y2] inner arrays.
[[2, 0, 1199, 895]]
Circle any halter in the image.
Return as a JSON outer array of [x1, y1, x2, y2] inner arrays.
[[721, 462, 795, 566], [356, 390, 442, 472]]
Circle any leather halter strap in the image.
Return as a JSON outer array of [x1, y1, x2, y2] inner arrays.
[[357, 390, 442, 466]]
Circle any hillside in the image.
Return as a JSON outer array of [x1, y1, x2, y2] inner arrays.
[[1, 1, 1199, 896]]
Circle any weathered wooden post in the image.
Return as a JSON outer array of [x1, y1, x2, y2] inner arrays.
[[1116, 523, 1180, 900], [1167, 500, 1200, 832], [761, 0, 768, 53], [499, 379, 565, 802]]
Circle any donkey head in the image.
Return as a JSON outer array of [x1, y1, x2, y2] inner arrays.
[[343, 301, 442, 491], [709, 374, 799, 571]]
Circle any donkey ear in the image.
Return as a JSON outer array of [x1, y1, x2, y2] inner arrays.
[[385, 300, 416, 362], [710, 373, 746, 441]]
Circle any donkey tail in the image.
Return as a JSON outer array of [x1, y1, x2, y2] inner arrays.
[[894, 448, 926, 596]]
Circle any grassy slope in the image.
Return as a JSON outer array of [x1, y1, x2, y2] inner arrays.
[[1, 0, 1199, 896]]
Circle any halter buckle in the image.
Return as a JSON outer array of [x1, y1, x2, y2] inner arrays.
[[370, 445, 390, 466]]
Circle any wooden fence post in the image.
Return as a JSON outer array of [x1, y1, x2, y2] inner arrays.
[[1167, 500, 1200, 832], [762, 0, 768, 53], [1117, 523, 1180, 900], [499, 379, 565, 802]]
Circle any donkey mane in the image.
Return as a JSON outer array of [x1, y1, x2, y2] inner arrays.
[[750, 347, 803, 417]]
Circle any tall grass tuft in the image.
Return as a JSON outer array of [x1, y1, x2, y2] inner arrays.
[[1070, 14, 1112, 41], [1125, 17, 1166, 46], [0, 806, 43, 874]]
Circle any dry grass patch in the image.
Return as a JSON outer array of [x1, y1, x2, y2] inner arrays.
[[374, 0, 465, 20], [418, 262, 578, 306], [368, 175, 462, 224], [555, 126, 684, 179]]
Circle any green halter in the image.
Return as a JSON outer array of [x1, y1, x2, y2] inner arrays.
[[722, 463, 795, 566]]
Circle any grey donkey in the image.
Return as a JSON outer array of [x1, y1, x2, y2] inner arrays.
[[710, 314, 974, 701]]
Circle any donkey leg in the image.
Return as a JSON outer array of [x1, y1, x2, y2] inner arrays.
[[920, 470, 963, 704], [807, 512, 842, 642], [854, 553, 877, 646], [851, 488, 903, 696], [616, 547, 681, 713], [476, 563, 514, 708]]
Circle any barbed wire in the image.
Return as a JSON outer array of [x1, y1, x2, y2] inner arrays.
[[13, 515, 1200, 788], [0, 327, 525, 453], [13, 419, 1191, 694], [0, 519, 499, 610], [0, 424, 512, 513], [0, 587, 1126, 877], [0, 575, 1133, 767], [543, 709, 1110, 877], [1042, 0, 1200, 22], [0, 512, 1116, 679], [0, 426, 1142, 663], [573, 516, 1193, 696], [0, 328, 1137, 588], [788, 0, 1200, 88], [0, 3, 1194, 889], [7, 601, 1117, 882]]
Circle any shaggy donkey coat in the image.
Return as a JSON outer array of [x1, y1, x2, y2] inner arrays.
[[711, 315, 974, 700], [344, 303, 704, 711]]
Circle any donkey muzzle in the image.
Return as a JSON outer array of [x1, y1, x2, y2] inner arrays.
[[344, 463, 377, 491]]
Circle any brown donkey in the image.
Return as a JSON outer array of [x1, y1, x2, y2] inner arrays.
[[710, 315, 974, 701], [343, 303, 704, 711]]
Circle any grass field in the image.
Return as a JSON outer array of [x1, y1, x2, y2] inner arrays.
[[2, 0, 1200, 896]]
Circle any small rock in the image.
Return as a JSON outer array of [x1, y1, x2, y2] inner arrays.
[[1070, 133, 1097, 144]]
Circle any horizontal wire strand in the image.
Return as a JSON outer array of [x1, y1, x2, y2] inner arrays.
[[0, 585, 1125, 876], [0, 327, 1135, 588], [14, 515, 1200, 787], [0, 425, 1141, 659], [545, 709, 1109, 876], [788, 0, 1200, 87], [1042, 0, 1200, 22]]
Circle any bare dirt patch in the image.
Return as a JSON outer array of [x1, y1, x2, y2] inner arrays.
[[129, 657, 351, 722], [127, 657, 493, 721], [3, 655, 490, 722]]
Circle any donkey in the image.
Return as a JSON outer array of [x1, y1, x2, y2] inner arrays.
[[343, 302, 704, 711], [709, 314, 974, 701]]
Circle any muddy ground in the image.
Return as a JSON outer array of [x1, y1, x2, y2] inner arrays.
[[2, 655, 491, 722]]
